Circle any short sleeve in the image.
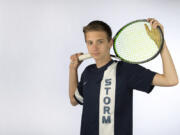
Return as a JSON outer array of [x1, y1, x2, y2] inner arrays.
[[126, 63, 157, 94], [74, 69, 86, 105]]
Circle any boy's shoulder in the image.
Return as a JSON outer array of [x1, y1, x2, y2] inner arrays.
[[84, 63, 96, 71], [83, 60, 139, 73], [116, 60, 144, 74]]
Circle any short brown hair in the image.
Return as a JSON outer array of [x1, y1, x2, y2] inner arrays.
[[83, 20, 112, 41]]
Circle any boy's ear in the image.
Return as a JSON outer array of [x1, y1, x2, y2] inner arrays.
[[109, 39, 113, 48]]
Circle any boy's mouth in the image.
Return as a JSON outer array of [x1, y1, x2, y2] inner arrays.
[[91, 53, 100, 56]]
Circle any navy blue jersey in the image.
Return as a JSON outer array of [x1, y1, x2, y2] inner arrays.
[[74, 59, 156, 135]]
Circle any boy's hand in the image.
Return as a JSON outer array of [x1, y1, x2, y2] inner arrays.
[[144, 18, 164, 49], [70, 52, 83, 70]]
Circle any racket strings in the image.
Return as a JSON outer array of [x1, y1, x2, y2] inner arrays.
[[114, 21, 162, 63]]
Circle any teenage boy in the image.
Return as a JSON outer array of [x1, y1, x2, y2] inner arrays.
[[69, 18, 178, 135]]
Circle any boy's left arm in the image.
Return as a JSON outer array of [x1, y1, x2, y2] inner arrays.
[[147, 18, 179, 86]]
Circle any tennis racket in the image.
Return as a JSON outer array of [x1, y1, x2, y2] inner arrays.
[[78, 19, 164, 64]]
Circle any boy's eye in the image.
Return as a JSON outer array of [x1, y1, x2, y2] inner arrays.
[[86, 40, 104, 45], [97, 40, 103, 44], [87, 41, 93, 45]]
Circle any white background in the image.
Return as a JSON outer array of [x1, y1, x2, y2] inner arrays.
[[0, 0, 180, 135]]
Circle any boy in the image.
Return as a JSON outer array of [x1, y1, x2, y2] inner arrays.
[[69, 18, 178, 135]]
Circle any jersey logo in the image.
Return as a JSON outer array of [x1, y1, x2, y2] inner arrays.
[[102, 79, 112, 124], [83, 81, 87, 85]]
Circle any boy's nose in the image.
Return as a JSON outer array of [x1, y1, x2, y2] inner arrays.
[[92, 43, 98, 50]]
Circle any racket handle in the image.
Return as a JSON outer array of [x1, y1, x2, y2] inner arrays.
[[78, 53, 92, 61]]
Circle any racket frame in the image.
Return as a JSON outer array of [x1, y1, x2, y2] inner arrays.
[[112, 19, 164, 64]]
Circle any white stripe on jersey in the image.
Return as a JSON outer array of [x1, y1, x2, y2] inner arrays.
[[75, 88, 83, 104], [99, 62, 117, 135]]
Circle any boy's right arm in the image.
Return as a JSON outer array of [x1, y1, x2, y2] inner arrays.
[[69, 53, 83, 106]]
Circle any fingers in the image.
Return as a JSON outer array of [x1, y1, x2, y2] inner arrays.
[[144, 24, 151, 34], [70, 52, 84, 64], [77, 52, 84, 58], [70, 54, 78, 63], [69, 53, 84, 69], [147, 18, 160, 29], [147, 18, 164, 34], [70, 53, 82, 59], [148, 18, 156, 28]]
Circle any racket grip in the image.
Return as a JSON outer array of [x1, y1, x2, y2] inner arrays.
[[78, 53, 92, 61]]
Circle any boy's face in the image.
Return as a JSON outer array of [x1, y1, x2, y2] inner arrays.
[[85, 31, 113, 61]]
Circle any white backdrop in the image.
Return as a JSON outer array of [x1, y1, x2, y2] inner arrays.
[[0, 0, 180, 135]]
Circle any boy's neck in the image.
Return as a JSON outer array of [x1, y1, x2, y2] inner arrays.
[[95, 55, 112, 69]]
